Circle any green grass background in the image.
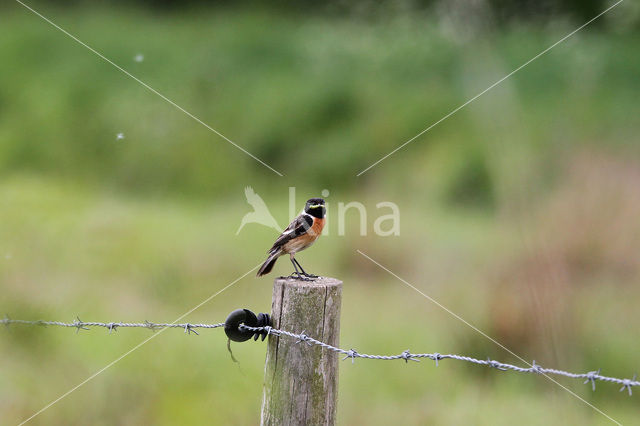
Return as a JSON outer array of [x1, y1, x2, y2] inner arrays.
[[1, 2, 639, 425]]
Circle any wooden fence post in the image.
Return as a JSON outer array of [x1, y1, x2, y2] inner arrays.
[[260, 276, 343, 426]]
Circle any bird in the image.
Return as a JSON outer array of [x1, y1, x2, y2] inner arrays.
[[257, 198, 326, 280], [236, 186, 281, 235]]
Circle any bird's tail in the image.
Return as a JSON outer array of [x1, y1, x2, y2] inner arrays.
[[257, 250, 281, 277]]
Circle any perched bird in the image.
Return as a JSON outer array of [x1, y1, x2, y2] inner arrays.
[[236, 186, 281, 235], [257, 198, 326, 279]]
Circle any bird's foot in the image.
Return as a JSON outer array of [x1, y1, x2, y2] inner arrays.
[[287, 272, 313, 281], [301, 272, 319, 279]]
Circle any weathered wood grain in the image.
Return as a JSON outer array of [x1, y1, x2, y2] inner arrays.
[[260, 276, 343, 426]]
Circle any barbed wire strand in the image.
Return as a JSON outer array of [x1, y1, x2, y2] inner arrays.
[[1, 316, 224, 335], [2, 316, 637, 395]]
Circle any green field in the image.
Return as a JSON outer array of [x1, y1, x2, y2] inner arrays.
[[1, 3, 639, 425]]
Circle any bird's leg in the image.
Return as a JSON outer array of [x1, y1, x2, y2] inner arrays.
[[293, 258, 317, 278], [289, 254, 311, 281]]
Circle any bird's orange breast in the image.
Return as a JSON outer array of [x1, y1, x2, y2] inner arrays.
[[310, 217, 325, 236]]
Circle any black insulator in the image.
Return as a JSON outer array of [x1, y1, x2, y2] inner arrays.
[[224, 308, 271, 342]]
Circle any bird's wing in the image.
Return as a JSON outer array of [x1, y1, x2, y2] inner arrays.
[[245, 186, 269, 211], [268, 214, 313, 253]]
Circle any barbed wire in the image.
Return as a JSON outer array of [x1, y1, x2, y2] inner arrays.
[[2, 316, 637, 395], [239, 325, 638, 395], [1, 316, 224, 335]]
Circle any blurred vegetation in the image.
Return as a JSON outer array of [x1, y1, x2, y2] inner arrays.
[[1, 1, 639, 425], [39, 0, 640, 26], [1, 2, 638, 200]]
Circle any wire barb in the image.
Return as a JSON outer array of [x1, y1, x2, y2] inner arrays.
[[295, 331, 313, 346], [73, 317, 89, 333], [400, 350, 419, 363], [584, 369, 601, 391], [619, 374, 636, 396], [183, 323, 199, 335], [431, 353, 443, 367], [144, 320, 158, 332], [342, 349, 358, 364], [530, 360, 543, 374], [486, 358, 507, 371]]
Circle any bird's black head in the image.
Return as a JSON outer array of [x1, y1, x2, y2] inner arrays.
[[305, 198, 326, 218]]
